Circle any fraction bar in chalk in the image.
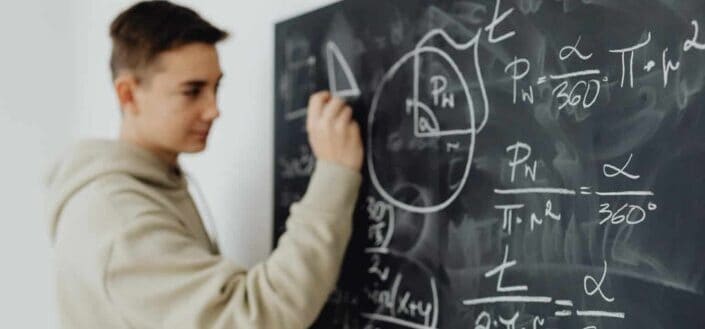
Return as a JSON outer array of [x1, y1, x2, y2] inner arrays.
[[576, 310, 626, 318], [494, 188, 576, 195], [555, 299, 574, 307], [360, 313, 437, 329], [549, 69, 601, 80], [595, 191, 654, 196], [462, 295, 553, 305]]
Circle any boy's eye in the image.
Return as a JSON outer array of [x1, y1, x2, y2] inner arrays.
[[183, 88, 201, 97]]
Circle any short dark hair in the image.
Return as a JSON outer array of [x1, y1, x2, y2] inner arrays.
[[109, 0, 228, 81]]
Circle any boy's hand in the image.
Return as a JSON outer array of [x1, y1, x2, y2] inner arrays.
[[306, 91, 363, 172]]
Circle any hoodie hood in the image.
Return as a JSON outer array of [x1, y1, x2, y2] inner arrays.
[[45, 139, 185, 243]]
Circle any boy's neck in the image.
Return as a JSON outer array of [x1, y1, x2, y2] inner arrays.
[[119, 130, 179, 168]]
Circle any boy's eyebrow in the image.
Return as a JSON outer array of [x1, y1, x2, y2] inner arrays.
[[179, 73, 224, 88]]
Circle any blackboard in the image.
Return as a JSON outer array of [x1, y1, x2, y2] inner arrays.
[[273, 1, 705, 328]]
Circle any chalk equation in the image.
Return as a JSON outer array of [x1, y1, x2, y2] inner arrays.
[[275, 0, 705, 328]]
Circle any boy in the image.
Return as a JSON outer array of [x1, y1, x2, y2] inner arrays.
[[46, 1, 363, 328]]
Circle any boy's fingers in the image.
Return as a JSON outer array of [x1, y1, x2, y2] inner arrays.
[[307, 91, 330, 132], [335, 106, 353, 128], [308, 91, 330, 119], [322, 97, 346, 122], [349, 120, 360, 134]]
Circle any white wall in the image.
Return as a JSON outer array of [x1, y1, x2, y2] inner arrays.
[[0, 1, 74, 327], [0, 0, 337, 327]]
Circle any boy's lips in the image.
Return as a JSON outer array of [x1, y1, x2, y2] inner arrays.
[[193, 130, 210, 138]]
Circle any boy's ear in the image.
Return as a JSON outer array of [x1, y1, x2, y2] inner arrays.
[[114, 73, 140, 115]]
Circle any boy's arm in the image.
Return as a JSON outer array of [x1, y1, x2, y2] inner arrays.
[[104, 160, 360, 329]]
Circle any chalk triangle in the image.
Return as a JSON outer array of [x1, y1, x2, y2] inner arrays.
[[326, 42, 361, 99]]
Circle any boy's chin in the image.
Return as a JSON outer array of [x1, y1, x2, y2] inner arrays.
[[180, 140, 208, 153]]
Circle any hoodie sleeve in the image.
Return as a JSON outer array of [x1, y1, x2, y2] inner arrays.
[[104, 160, 361, 329]]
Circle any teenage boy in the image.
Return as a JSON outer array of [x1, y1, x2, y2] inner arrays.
[[46, 1, 363, 328]]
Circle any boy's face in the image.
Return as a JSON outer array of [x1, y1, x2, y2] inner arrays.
[[126, 42, 223, 155]]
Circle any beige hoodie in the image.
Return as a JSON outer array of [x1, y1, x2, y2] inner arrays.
[[46, 139, 361, 329]]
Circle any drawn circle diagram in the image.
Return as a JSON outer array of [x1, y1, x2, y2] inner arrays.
[[367, 30, 488, 213]]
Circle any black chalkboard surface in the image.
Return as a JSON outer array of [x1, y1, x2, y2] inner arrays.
[[274, 1, 705, 328]]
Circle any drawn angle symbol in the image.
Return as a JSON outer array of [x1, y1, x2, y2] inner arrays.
[[326, 41, 361, 100], [406, 98, 440, 134]]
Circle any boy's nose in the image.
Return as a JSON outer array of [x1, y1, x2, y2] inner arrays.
[[202, 97, 220, 121]]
